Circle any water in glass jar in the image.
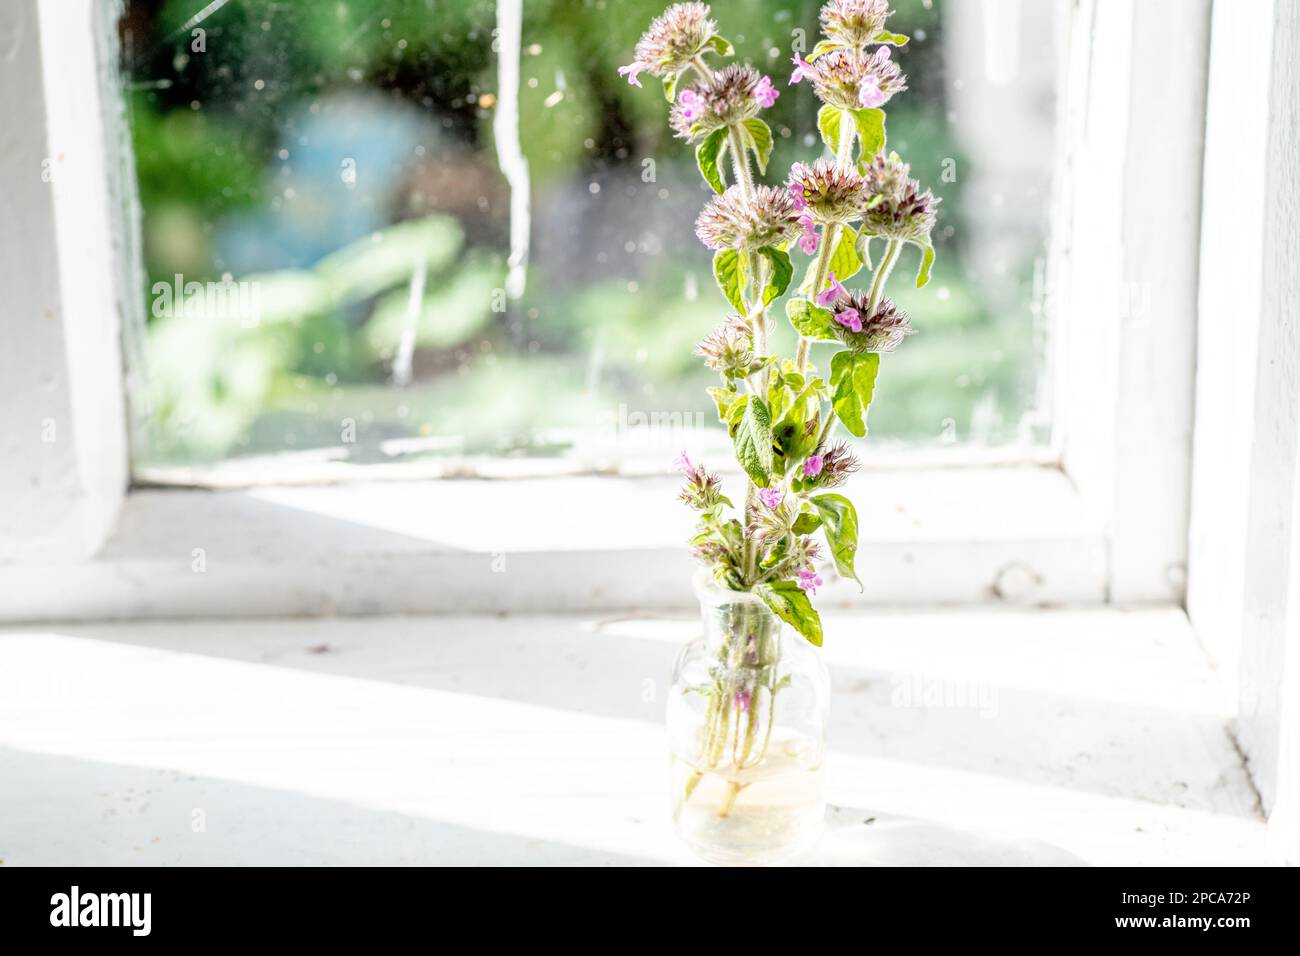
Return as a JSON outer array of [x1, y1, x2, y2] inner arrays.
[[670, 732, 824, 866]]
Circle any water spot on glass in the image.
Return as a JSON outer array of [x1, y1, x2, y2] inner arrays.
[[588, 183, 600, 195]]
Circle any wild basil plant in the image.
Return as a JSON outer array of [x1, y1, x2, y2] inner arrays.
[[622, 2, 937, 802], [621, 1, 938, 633]]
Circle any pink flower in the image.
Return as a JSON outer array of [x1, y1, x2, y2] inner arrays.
[[834, 307, 863, 333], [816, 271, 849, 307], [755, 75, 779, 108], [788, 164, 810, 211], [618, 62, 649, 87], [678, 88, 705, 121], [858, 48, 894, 108], [858, 74, 885, 108], [759, 487, 784, 509], [797, 214, 818, 254], [798, 569, 824, 594], [673, 450, 694, 474], [803, 455, 824, 477], [735, 688, 752, 712], [789, 52, 815, 85]]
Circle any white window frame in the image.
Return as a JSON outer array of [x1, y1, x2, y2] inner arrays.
[[1, 0, 1208, 621], [1184, 0, 1300, 859]]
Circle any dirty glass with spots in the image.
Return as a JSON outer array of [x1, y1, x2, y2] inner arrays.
[[120, 0, 1059, 482]]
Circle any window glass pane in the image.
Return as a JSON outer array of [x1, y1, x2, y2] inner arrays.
[[119, 0, 1059, 481]]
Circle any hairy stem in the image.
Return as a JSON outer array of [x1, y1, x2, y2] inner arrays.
[[867, 238, 902, 311], [727, 125, 753, 201], [817, 409, 838, 447], [796, 114, 857, 372]]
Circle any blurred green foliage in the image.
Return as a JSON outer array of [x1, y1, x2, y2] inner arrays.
[[123, 0, 1048, 469]]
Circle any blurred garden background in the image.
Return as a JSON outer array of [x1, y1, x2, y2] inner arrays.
[[118, 0, 1059, 480]]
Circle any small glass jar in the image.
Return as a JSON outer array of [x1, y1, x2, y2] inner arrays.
[[667, 570, 830, 865]]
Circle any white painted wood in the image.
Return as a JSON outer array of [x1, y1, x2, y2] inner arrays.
[[1270, 398, 1300, 864], [0, 466, 1107, 621], [0, 0, 129, 562], [1052, 0, 1209, 604], [0, 607, 1264, 865], [1187, 0, 1300, 824], [1186, 0, 1275, 683], [1236, 0, 1300, 820]]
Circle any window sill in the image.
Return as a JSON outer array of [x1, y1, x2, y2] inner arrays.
[[0, 464, 1106, 621], [0, 606, 1266, 865]]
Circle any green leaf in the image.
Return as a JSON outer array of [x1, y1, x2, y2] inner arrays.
[[830, 351, 880, 438], [732, 396, 776, 487], [758, 247, 792, 304], [817, 104, 843, 153], [786, 299, 838, 340], [708, 35, 735, 56], [707, 386, 741, 424], [772, 372, 823, 462], [806, 39, 840, 62], [742, 118, 774, 175], [914, 241, 936, 288], [712, 249, 747, 312], [755, 581, 823, 646], [811, 493, 861, 589], [819, 106, 885, 160], [872, 30, 910, 46], [853, 108, 887, 157], [828, 227, 863, 283], [696, 127, 728, 194], [662, 72, 679, 103], [792, 511, 823, 536]]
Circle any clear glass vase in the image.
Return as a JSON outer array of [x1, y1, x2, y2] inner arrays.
[[668, 571, 830, 865]]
